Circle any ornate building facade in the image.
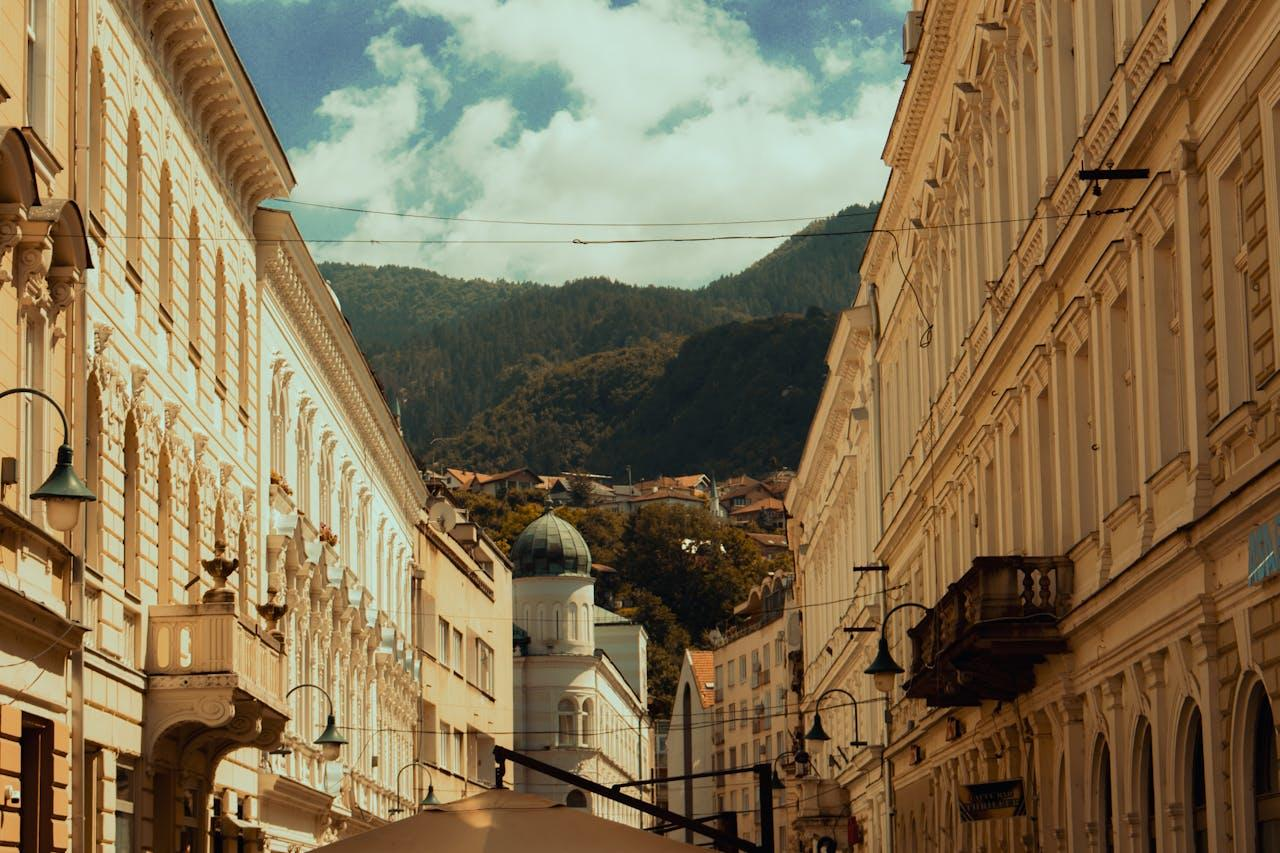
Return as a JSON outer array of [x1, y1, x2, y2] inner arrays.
[[787, 0, 1280, 851], [1, 2, 515, 852], [510, 508, 652, 826]]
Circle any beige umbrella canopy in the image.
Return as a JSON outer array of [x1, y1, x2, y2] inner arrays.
[[313, 788, 702, 852]]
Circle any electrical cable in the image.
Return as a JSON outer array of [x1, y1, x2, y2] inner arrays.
[[0, 622, 81, 667], [60, 206, 1132, 247], [361, 582, 904, 626], [314, 694, 880, 739], [264, 198, 885, 228]]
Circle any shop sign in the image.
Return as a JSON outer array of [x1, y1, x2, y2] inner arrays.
[[959, 778, 1026, 822], [1249, 516, 1280, 585]]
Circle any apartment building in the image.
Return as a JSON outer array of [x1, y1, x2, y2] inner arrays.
[[667, 573, 798, 851], [787, 0, 1280, 850], [415, 489, 514, 802]]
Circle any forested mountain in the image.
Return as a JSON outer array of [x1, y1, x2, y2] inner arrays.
[[320, 201, 875, 475], [437, 312, 835, 476], [587, 310, 836, 477]]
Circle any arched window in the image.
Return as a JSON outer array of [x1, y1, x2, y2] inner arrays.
[[123, 411, 140, 595], [356, 493, 370, 577], [88, 54, 105, 216], [521, 605, 531, 633], [567, 603, 578, 640], [1095, 740, 1115, 853], [157, 445, 173, 604], [536, 605, 545, 640], [19, 315, 46, 520], [1187, 707, 1208, 853], [1135, 719, 1156, 853], [187, 476, 202, 602], [552, 605, 562, 640], [187, 210, 202, 352], [214, 251, 227, 385], [237, 285, 250, 411], [565, 790, 588, 810], [558, 698, 577, 746], [125, 112, 142, 270], [84, 377, 102, 570], [237, 520, 250, 615], [1248, 686, 1280, 851], [581, 698, 594, 747], [580, 604, 589, 645], [158, 162, 173, 314]]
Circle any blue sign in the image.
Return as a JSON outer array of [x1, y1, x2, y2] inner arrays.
[[1249, 517, 1280, 585]]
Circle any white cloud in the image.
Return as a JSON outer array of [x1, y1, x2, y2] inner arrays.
[[815, 19, 903, 82], [294, 0, 901, 287]]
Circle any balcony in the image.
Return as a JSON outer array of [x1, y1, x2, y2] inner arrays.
[[145, 601, 287, 706], [903, 555, 1073, 707], [143, 541, 291, 833]]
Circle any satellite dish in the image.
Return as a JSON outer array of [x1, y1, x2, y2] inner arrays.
[[428, 500, 459, 532], [786, 611, 803, 650]]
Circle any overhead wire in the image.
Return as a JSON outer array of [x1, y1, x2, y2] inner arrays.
[[318, 693, 877, 740], [65, 205, 1131, 247], [362, 582, 905, 626], [264, 198, 886, 228]]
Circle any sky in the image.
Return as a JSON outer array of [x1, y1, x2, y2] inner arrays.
[[218, 0, 910, 288]]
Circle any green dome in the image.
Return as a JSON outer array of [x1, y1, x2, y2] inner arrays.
[[510, 508, 592, 578]]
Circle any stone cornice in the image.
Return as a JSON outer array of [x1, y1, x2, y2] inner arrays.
[[255, 208, 426, 527], [119, 0, 294, 216]]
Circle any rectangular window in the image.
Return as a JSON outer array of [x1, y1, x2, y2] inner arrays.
[[21, 318, 44, 519], [25, 0, 50, 136], [439, 724, 452, 773], [738, 655, 746, 681], [475, 639, 494, 694], [452, 729, 463, 774], [115, 758, 137, 853], [452, 628, 464, 674], [19, 715, 53, 853], [438, 619, 450, 668], [727, 662, 735, 687]]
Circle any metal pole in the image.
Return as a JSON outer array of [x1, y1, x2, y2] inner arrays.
[[883, 571, 894, 853], [755, 764, 774, 853], [494, 746, 761, 853]]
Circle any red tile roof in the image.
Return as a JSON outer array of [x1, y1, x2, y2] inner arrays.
[[730, 497, 785, 515], [687, 650, 716, 709]]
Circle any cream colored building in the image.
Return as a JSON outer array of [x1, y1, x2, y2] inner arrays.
[[1, 2, 515, 852], [666, 573, 797, 851], [787, 0, 1280, 851], [415, 489, 514, 802]]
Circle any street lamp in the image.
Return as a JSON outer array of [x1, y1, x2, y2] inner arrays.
[[803, 688, 869, 747], [0, 387, 96, 531], [389, 760, 440, 815], [770, 750, 811, 790], [860, 600, 929, 853], [863, 603, 930, 694], [285, 684, 347, 760]]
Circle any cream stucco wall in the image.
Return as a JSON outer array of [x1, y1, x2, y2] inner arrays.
[[788, 1, 1280, 851]]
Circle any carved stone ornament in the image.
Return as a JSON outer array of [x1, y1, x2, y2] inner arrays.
[[201, 539, 239, 604], [0, 215, 21, 286], [45, 266, 79, 317]]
